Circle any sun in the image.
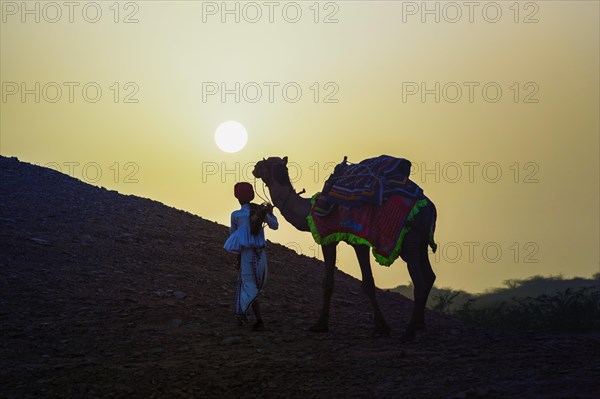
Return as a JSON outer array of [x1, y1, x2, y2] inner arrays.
[[214, 121, 248, 153]]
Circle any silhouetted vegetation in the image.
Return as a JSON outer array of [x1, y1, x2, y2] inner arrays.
[[431, 290, 462, 315], [393, 274, 600, 332], [455, 286, 600, 332]]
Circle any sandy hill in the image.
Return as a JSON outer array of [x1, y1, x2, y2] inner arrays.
[[1, 156, 599, 398]]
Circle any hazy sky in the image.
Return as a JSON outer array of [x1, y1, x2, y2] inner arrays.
[[2, 1, 598, 292]]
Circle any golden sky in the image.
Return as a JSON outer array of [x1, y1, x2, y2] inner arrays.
[[2, 0, 598, 292]]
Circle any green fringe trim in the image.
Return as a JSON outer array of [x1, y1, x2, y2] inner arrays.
[[306, 193, 431, 267]]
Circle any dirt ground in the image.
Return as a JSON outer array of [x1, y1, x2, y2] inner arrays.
[[1, 156, 599, 398]]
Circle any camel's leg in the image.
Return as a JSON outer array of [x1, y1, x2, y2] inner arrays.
[[309, 243, 337, 332], [399, 203, 437, 342], [400, 238, 427, 342], [418, 242, 436, 328], [352, 244, 390, 335]]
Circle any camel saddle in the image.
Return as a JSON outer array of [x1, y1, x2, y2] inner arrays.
[[308, 155, 434, 266], [313, 155, 423, 217]]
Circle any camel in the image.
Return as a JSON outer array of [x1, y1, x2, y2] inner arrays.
[[252, 156, 437, 342]]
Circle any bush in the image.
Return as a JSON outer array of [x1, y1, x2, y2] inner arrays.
[[453, 286, 600, 332], [431, 290, 461, 314]]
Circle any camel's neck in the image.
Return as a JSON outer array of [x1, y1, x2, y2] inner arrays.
[[265, 182, 312, 232]]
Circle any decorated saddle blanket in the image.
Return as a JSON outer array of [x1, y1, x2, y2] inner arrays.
[[307, 193, 435, 266], [314, 155, 423, 217]]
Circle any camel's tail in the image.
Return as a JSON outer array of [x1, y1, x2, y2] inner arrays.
[[427, 199, 438, 253]]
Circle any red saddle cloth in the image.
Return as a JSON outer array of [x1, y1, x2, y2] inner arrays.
[[307, 193, 431, 266]]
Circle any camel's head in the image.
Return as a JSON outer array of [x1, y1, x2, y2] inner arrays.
[[252, 156, 291, 187]]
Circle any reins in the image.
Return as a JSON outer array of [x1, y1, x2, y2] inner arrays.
[[253, 160, 307, 211], [253, 177, 273, 205]]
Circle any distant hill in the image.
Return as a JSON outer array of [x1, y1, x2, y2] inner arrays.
[[1, 156, 599, 398], [392, 274, 600, 311]]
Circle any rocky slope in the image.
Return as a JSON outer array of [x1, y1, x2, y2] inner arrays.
[[1, 156, 599, 398]]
